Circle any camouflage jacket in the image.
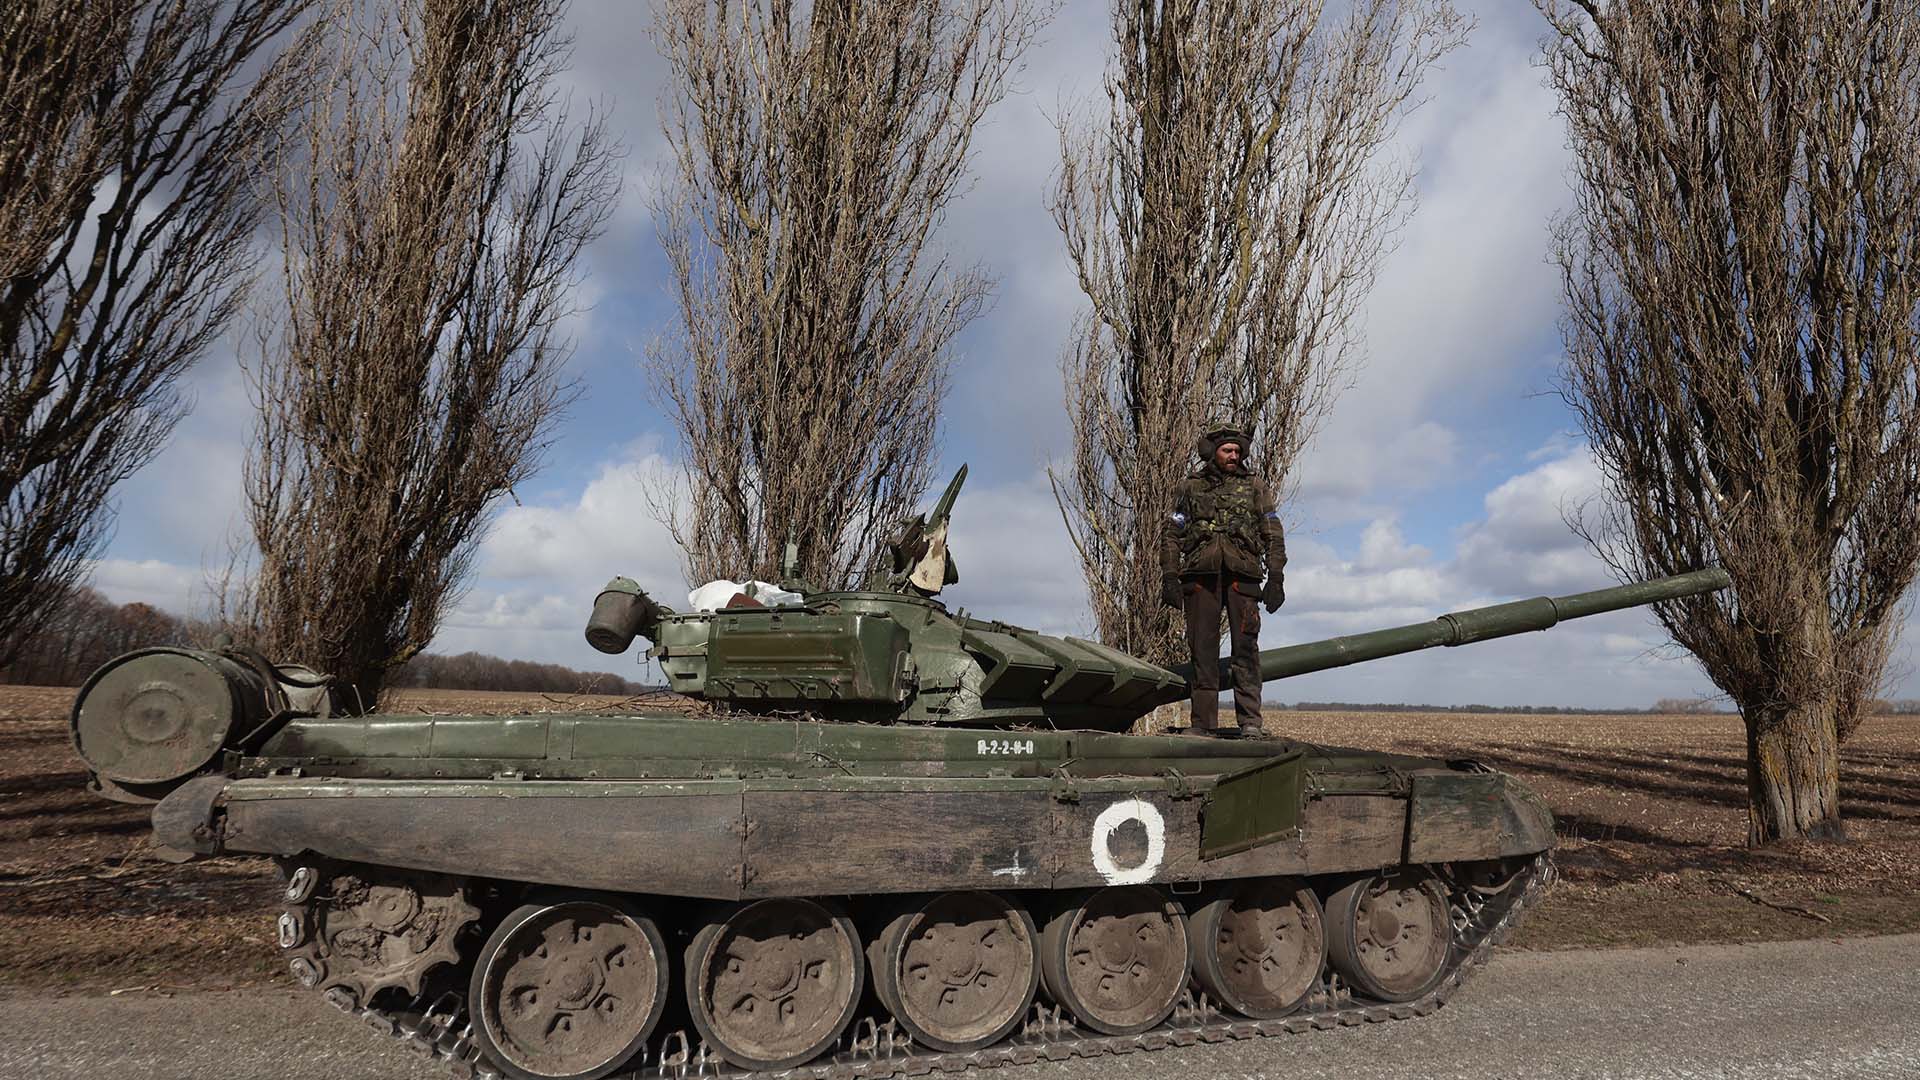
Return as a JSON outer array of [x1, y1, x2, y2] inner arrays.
[[1160, 464, 1286, 581]]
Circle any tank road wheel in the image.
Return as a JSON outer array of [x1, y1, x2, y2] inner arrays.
[[1325, 868, 1453, 1003], [1038, 885, 1189, 1036], [869, 890, 1040, 1052], [685, 898, 864, 1070], [277, 860, 478, 1008], [468, 896, 669, 1080], [1188, 876, 1326, 1018]]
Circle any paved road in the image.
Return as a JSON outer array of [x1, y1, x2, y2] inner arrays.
[[5, 934, 1917, 1080]]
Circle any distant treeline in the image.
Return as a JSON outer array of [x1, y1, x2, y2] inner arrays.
[[1272, 700, 1674, 715], [0, 588, 648, 695], [1, 587, 203, 687], [386, 652, 650, 696]]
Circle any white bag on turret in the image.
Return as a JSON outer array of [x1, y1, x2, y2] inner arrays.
[[687, 579, 804, 611]]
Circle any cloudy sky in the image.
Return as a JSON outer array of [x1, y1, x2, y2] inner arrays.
[[85, 0, 1920, 708]]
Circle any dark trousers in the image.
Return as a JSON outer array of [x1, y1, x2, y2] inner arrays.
[[1182, 572, 1263, 730]]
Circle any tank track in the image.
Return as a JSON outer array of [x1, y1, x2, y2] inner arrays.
[[303, 853, 1554, 1080]]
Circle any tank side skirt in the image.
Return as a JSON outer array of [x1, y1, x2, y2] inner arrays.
[[223, 789, 752, 900], [207, 770, 1535, 896]]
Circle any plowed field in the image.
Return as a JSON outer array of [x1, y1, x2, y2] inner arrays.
[[4, 686, 1916, 994]]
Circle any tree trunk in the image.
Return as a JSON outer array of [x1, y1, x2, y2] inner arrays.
[[1743, 699, 1844, 844]]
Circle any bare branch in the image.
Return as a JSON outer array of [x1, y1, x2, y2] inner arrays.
[[1541, 0, 1920, 842], [644, 0, 1050, 588], [243, 0, 620, 707], [1051, 0, 1467, 665], [0, 0, 316, 670]]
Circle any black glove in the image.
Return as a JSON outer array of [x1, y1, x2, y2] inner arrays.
[[1261, 576, 1284, 614], [1160, 575, 1183, 609]]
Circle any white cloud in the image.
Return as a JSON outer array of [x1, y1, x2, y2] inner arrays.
[[1356, 518, 1431, 571], [1294, 421, 1460, 516], [1304, 7, 1574, 505], [431, 444, 692, 673], [1454, 445, 1606, 595], [102, 341, 251, 568], [943, 470, 1092, 636], [86, 558, 206, 613], [1284, 533, 1449, 617], [481, 442, 686, 589]]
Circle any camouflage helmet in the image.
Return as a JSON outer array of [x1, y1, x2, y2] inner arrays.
[[1195, 417, 1252, 461]]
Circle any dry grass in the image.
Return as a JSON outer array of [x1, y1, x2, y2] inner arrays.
[[3, 687, 1915, 993]]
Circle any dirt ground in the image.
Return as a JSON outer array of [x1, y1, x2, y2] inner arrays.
[[3, 685, 1916, 994]]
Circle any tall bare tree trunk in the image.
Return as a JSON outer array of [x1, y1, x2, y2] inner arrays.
[[244, 0, 617, 707], [645, 0, 1048, 588], [1049, 0, 1466, 666], [0, 0, 312, 670], [1748, 702, 1843, 844], [1540, 0, 1920, 843]]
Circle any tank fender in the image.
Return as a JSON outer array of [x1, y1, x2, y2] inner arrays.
[[216, 780, 751, 900], [150, 774, 232, 860], [1406, 768, 1555, 863]]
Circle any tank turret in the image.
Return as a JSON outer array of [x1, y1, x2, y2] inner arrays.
[[576, 466, 1731, 731]]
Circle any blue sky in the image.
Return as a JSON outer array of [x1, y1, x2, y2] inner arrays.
[[83, 0, 1920, 707]]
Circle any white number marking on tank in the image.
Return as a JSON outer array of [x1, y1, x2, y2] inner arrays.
[[976, 738, 1035, 756], [990, 849, 1030, 879], [1089, 798, 1166, 886]]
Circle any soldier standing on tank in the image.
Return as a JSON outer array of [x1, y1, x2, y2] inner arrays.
[[1160, 419, 1286, 737]]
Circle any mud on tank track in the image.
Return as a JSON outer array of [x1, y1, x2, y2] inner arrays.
[[291, 854, 1553, 1080]]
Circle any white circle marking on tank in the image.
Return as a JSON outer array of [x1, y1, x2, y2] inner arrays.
[[1089, 798, 1166, 886]]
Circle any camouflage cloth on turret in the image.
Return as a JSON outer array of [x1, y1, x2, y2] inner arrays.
[[1161, 463, 1286, 582]]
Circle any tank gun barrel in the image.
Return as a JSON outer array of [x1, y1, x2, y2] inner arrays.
[[1182, 567, 1731, 688], [927, 463, 968, 525]]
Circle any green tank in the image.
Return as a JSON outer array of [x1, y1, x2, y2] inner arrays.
[[70, 468, 1731, 1080]]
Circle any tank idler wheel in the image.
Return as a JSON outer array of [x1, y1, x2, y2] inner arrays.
[[1038, 885, 1189, 1036], [468, 895, 669, 1080], [1325, 868, 1453, 1003], [1188, 876, 1325, 1018], [685, 897, 864, 1070], [869, 890, 1039, 1053]]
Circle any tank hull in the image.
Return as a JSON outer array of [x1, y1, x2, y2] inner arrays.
[[156, 710, 1551, 899], [152, 710, 1557, 1077], [166, 769, 1550, 900]]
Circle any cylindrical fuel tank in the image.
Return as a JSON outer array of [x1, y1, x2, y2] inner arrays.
[[586, 577, 651, 655], [70, 648, 273, 785]]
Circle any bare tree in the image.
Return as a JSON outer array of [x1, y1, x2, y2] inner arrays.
[[1050, 0, 1467, 667], [1541, 0, 1920, 843], [0, 0, 313, 669], [646, 0, 1049, 588], [245, 0, 619, 707]]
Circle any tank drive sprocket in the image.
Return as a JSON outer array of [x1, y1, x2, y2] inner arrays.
[[278, 859, 480, 1008]]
